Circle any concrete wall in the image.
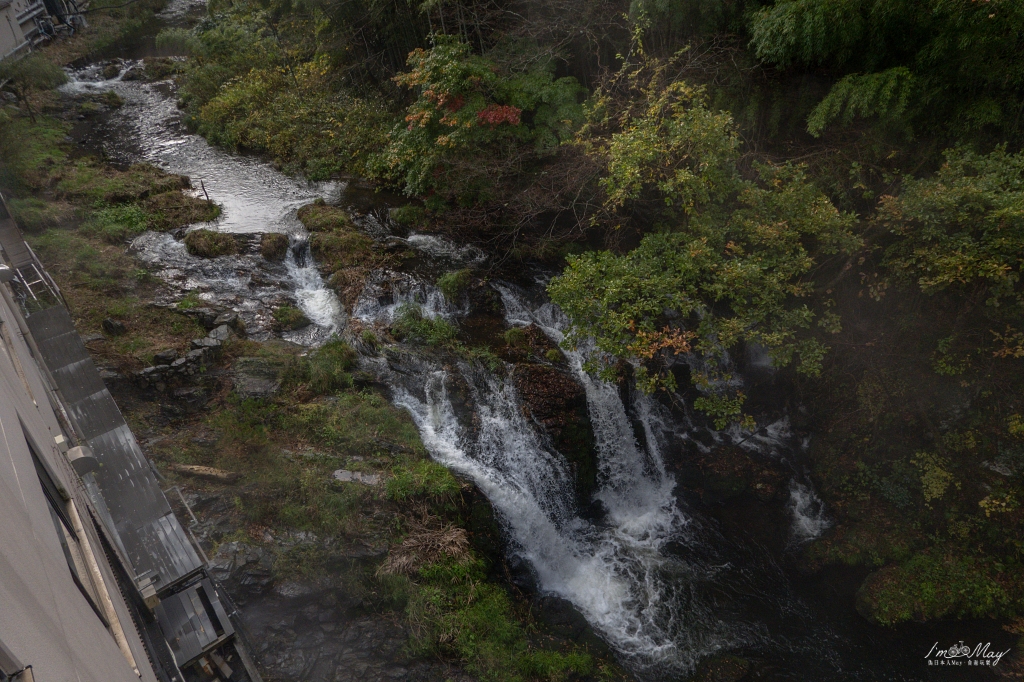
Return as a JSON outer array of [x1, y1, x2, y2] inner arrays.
[[0, 283, 159, 682]]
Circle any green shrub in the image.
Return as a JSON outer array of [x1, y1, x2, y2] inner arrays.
[[183, 228, 236, 257], [386, 459, 460, 501], [390, 304, 458, 346], [437, 269, 472, 301], [285, 339, 356, 393], [408, 556, 596, 682], [390, 205, 425, 226], [859, 551, 1023, 625], [81, 204, 150, 244], [271, 305, 310, 332]]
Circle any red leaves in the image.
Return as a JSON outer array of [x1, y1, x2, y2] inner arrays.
[[477, 104, 521, 127]]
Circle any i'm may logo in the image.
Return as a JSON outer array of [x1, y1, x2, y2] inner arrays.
[[925, 641, 1010, 667]]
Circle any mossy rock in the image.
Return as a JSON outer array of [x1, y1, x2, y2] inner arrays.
[[297, 201, 354, 232], [260, 232, 289, 261], [143, 191, 220, 231], [184, 229, 236, 258], [272, 305, 310, 332], [854, 551, 1022, 625]]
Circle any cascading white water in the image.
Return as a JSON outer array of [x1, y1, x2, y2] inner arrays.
[[367, 283, 759, 676], [353, 270, 465, 324], [787, 481, 832, 543]]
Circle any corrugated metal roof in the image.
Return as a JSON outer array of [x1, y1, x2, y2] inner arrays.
[[25, 305, 203, 593], [155, 578, 234, 668]]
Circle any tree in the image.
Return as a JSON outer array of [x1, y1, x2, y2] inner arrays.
[[550, 71, 858, 425], [0, 54, 67, 123]]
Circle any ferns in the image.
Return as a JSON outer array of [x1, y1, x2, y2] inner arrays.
[[750, 0, 865, 68], [806, 67, 915, 137]]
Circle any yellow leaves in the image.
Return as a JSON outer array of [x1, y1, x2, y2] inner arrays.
[[1008, 414, 1024, 437], [979, 493, 1017, 518], [913, 451, 957, 503], [627, 326, 696, 359], [992, 326, 1024, 358]]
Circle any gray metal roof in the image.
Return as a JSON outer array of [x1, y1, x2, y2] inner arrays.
[[25, 305, 203, 593], [154, 578, 234, 668]]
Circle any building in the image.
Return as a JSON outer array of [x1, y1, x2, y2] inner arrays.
[[0, 0, 47, 61], [0, 194, 259, 682]]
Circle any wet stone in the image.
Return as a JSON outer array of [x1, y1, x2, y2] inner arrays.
[[232, 357, 281, 398], [102, 318, 126, 336], [154, 349, 178, 364], [214, 311, 244, 331], [332, 470, 381, 486], [208, 324, 237, 342]]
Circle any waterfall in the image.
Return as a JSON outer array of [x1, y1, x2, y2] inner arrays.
[[369, 283, 758, 676]]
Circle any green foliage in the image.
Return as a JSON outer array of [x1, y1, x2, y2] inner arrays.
[[390, 304, 458, 346], [600, 81, 740, 223], [183, 228, 236, 257], [81, 204, 150, 244], [878, 147, 1024, 311], [861, 551, 1023, 625], [0, 54, 67, 121], [385, 459, 460, 501], [750, 0, 1024, 140], [285, 339, 356, 393], [408, 556, 596, 682], [6, 197, 68, 231], [271, 305, 311, 333], [437, 268, 472, 300], [376, 36, 584, 200], [806, 67, 914, 137], [0, 115, 68, 191], [550, 160, 857, 401], [294, 390, 424, 457]]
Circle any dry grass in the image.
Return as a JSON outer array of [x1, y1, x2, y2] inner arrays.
[[378, 517, 471, 576]]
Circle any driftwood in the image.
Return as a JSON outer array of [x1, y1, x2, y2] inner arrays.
[[165, 463, 241, 483]]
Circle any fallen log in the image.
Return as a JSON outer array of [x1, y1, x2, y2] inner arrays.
[[165, 463, 241, 483]]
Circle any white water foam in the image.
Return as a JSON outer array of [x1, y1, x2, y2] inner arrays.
[[788, 481, 832, 543], [353, 270, 465, 324], [377, 283, 753, 674]]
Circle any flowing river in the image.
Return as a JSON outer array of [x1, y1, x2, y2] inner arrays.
[[58, 41, 1011, 682]]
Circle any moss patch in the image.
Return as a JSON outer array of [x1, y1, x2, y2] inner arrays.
[[856, 550, 1024, 625], [271, 305, 310, 332], [260, 232, 289, 261], [184, 229, 237, 257]]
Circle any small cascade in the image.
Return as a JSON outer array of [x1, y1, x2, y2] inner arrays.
[[283, 236, 344, 342], [353, 270, 465, 324], [787, 481, 832, 543], [61, 63, 345, 346], [369, 284, 762, 676]]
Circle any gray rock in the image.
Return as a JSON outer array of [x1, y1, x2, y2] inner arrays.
[[232, 357, 281, 398], [213, 311, 245, 332], [184, 306, 223, 329], [208, 324, 236, 342], [191, 337, 222, 351], [102, 318, 126, 336], [153, 348, 178, 364], [331, 470, 381, 486], [171, 357, 189, 370]]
